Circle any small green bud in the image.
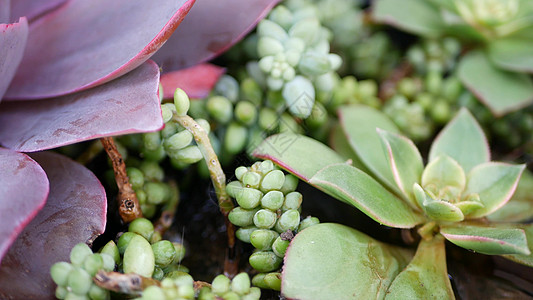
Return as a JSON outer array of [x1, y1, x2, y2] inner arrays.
[[272, 236, 290, 257], [253, 209, 278, 229], [195, 118, 211, 134], [442, 76, 463, 101], [280, 174, 298, 194], [283, 192, 303, 210], [64, 292, 89, 300], [222, 291, 240, 300], [243, 287, 261, 300], [215, 75, 239, 103], [231, 272, 251, 295], [224, 122, 248, 155], [55, 286, 68, 299], [161, 103, 174, 123], [173, 145, 203, 164], [268, 5, 293, 30], [144, 182, 169, 205], [264, 272, 282, 291], [141, 145, 166, 162], [260, 170, 285, 192], [258, 19, 288, 41], [212, 274, 231, 295], [289, 18, 320, 45], [139, 161, 164, 181], [82, 253, 104, 276], [226, 181, 243, 198], [242, 171, 262, 188], [229, 207, 259, 227], [88, 284, 108, 300], [151, 240, 177, 267], [207, 96, 233, 124], [174, 88, 190, 116], [235, 187, 263, 209], [425, 71, 442, 95], [298, 52, 331, 76], [258, 55, 274, 73], [298, 216, 320, 232], [261, 191, 284, 211], [258, 36, 284, 57], [240, 78, 263, 106], [251, 273, 269, 289], [67, 267, 92, 295], [101, 253, 115, 272], [178, 284, 195, 298], [172, 242, 186, 263], [275, 209, 300, 232], [128, 218, 154, 241], [143, 131, 161, 151], [70, 243, 93, 267], [249, 251, 282, 272], [258, 107, 279, 131], [235, 166, 248, 181], [117, 232, 137, 255], [234, 101, 258, 126], [198, 286, 216, 300], [51, 262, 73, 286], [357, 80, 378, 99], [235, 226, 259, 243], [123, 234, 155, 277], [250, 229, 279, 251], [164, 130, 193, 151], [282, 76, 315, 119], [430, 99, 451, 124], [126, 167, 144, 190], [142, 285, 166, 299]]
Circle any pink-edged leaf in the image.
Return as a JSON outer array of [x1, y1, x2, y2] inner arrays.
[[5, 0, 195, 100], [160, 63, 225, 99], [440, 225, 530, 255], [9, 0, 66, 23], [0, 17, 28, 102], [0, 0, 9, 23], [503, 224, 533, 267], [0, 147, 48, 262], [153, 0, 279, 71], [0, 61, 164, 152], [0, 151, 107, 299]]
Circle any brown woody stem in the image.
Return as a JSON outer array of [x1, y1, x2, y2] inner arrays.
[[100, 137, 143, 223], [93, 270, 158, 295]]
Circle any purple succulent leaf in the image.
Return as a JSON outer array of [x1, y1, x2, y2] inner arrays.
[[5, 0, 195, 100], [0, 147, 48, 262], [9, 0, 67, 23], [0, 17, 28, 102], [0, 0, 9, 23], [0, 61, 163, 152], [153, 0, 279, 71], [0, 151, 107, 299], [160, 63, 225, 99]]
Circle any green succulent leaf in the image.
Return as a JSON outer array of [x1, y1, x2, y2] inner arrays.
[[372, 0, 444, 37], [413, 183, 464, 222], [463, 162, 525, 218], [282, 223, 412, 300], [252, 133, 344, 181], [488, 38, 533, 73], [440, 225, 530, 255], [378, 129, 424, 205], [422, 155, 466, 193], [329, 123, 370, 174], [309, 164, 424, 228], [488, 169, 533, 222], [458, 50, 533, 116], [338, 105, 403, 196], [385, 235, 455, 300], [503, 224, 533, 267], [428, 107, 489, 173]]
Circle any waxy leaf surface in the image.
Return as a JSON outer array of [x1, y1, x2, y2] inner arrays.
[[160, 63, 225, 99], [0, 61, 163, 152], [385, 235, 455, 299], [339, 105, 402, 195], [253, 133, 344, 181], [153, 0, 279, 71], [422, 155, 466, 191], [488, 38, 533, 73], [378, 129, 423, 204], [0, 17, 28, 102], [9, 0, 66, 23], [0, 0, 9, 23], [5, 0, 195, 99], [503, 224, 533, 267], [282, 223, 412, 300], [329, 123, 369, 173], [464, 163, 525, 218], [310, 164, 424, 228], [458, 51, 533, 116], [488, 169, 533, 222], [372, 0, 444, 37], [428, 108, 489, 173], [440, 225, 530, 255], [0, 151, 107, 299], [0, 148, 48, 262]]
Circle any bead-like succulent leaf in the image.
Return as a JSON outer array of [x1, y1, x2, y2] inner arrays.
[[428, 107, 489, 173], [458, 51, 533, 116], [385, 235, 455, 300], [159, 64, 225, 99], [0, 151, 107, 299], [310, 164, 424, 228], [282, 223, 412, 299], [440, 225, 530, 255], [463, 162, 525, 218]]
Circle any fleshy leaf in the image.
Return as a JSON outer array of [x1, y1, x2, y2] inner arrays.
[[0, 151, 107, 299], [0, 0, 9, 23], [413, 183, 464, 222], [309, 164, 424, 228], [422, 155, 466, 192], [253, 133, 344, 181], [0, 148, 48, 262], [458, 51, 533, 116], [440, 225, 530, 255], [503, 224, 533, 267], [463, 162, 525, 218], [0, 17, 28, 102], [338, 105, 402, 196], [329, 123, 370, 173], [160, 64, 225, 99], [428, 107, 489, 173], [152, 0, 279, 71], [488, 169, 533, 222], [372, 0, 444, 37], [378, 128, 423, 204], [488, 38, 533, 73], [5, 0, 195, 100], [282, 223, 412, 299], [385, 235, 455, 299], [9, 0, 67, 23], [0, 61, 164, 152]]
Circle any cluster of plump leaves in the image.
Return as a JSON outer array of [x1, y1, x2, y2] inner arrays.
[[373, 0, 533, 116], [253, 104, 533, 299]]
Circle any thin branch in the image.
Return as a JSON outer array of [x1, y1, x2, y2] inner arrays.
[[101, 137, 143, 223], [94, 270, 158, 295]]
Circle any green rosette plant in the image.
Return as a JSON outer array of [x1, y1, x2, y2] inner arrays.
[[253, 104, 533, 299], [372, 0, 533, 116]]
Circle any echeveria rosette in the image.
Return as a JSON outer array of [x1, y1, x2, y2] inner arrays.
[[372, 0, 533, 116]]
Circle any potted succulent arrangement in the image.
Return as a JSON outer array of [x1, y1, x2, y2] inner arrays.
[[1, 0, 532, 299]]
